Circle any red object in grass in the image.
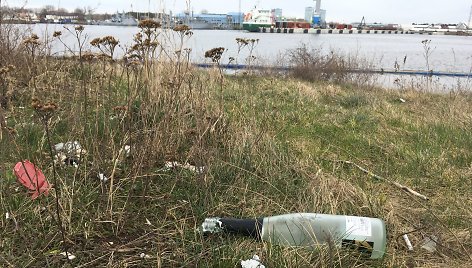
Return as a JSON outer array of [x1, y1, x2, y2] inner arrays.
[[14, 161, 51, 199]]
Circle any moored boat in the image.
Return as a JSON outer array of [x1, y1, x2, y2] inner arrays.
[[243, 8, 274, 32], [97, 12, 138, 26]]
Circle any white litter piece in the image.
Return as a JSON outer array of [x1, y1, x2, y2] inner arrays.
[[241, 255, 265, 268], [118, 145, 131, 158], [5, 212, 10, 220], [399, 98, 406, 103], [98, 173, 109, 183], [54, 152, 67, 165], [164, 161, 178, 170], [55, 141, 86, 156], [421, 235, 437, 253], [403, 234, 414, 251], [164, 161, 205, 174], [145, 218, 152, 225], [140, 253, 152, 259], [60, 252, 76, 260], [54, 141, 86, 166], [201, 218, 223, 234], [124, 145, 131, 157]]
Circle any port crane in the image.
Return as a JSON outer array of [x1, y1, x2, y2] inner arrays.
[[468, 5, 472, 29], [358, 16, 366, 30]]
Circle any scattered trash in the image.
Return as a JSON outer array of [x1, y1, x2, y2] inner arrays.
[[399, 98, 406, 103], [139, 253, 151, 259], [14, 161, 51, 199], [202, 213, 387, 259], [145, 218, 152, 226], [421, 235, 437, 253], [54, 141, 85, 166], [201, 218, 224, 234], [164, 161, 205, 174], [241, 255, 265, 268], [117, 144, 132, 158], [403, 234, 414, 251], [54, 141, 84, 155], [98, 173, 109, 183], [60, 252, 76, 260], [5, 212, 10, 220], [54, 152, 79, 167], [124, 145, 131, 157]]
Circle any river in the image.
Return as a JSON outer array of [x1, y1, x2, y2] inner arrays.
[[24, 24, 472, 91]]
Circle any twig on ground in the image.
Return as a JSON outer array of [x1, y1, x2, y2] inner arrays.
[[340, 160, 429, 200]]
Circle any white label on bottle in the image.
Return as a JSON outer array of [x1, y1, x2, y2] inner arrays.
[[346, 216, 372, 237]]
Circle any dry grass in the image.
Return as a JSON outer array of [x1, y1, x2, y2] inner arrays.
[[0, 23, 471, 267]]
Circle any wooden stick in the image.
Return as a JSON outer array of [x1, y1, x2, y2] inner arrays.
[[342, 160, 429, 201]]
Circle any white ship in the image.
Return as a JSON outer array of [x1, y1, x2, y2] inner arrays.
[[176, 13, 228, 30], [242, 8, 274, 32], [402, 23, 468, 33], [98, 12, 138, 26]]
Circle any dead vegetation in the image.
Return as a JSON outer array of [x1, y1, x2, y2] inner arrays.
[[0, 22, 471, 267]]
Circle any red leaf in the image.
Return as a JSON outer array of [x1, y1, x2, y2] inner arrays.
[[14, 161, 50, 200]]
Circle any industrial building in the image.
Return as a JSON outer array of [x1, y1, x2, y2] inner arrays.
[[305, 0, 326, 27]]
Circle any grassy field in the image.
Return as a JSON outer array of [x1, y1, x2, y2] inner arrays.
[[0, 23, 471, 267]]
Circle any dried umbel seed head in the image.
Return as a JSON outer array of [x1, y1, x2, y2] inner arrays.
[[31, 97, 42, 109], [173, 24, 190, 32], [205, 47, 225, 63], [53, 31, 62, 38], [236, 37, 249, 45], [112, 105, 128, 112], [173, 24, 193, 37], [39, 102, 58, 113], [31, 98, 58, 113], [23, 34, 41, 46], [91, 36, 119, 50], [138, 19, 161, 29], [75, 25, 85, 32], [236, 38, 259, 46], [90, 37, 101, 47], [101, 36, 119, 46]]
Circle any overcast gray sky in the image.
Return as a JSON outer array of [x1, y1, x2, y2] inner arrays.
[[5, 0, 472, 24]]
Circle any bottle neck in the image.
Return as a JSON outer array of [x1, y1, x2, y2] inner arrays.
[[219, 218, 264, 238]]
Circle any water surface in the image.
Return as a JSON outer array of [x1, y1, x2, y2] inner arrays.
[[26, 24, 472, 91]]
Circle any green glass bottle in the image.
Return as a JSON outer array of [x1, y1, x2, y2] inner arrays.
[[202, 213, 387, 259]]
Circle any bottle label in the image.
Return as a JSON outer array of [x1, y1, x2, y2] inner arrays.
[[345, 216, 372, 236]]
